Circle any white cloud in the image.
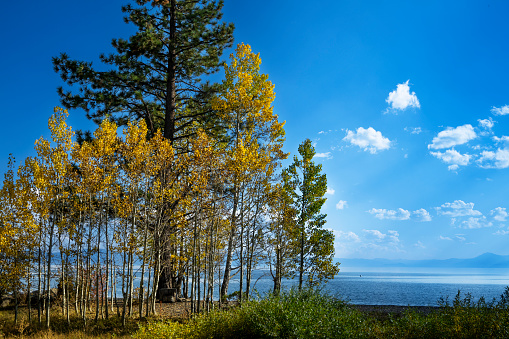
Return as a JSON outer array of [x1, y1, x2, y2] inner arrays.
[[387, 230, 400, 243], [414, 241, 426, 249], [491, 207, 508, 222], [455, 234, 466, 241], [326, 188, 335, 195], [363, 229, 387, 240], [493, 136, 509, 146], [344, 127, 391, 154], [428, 124, 477, 150], [478, 117, 495, 130], [386, 80, 420, 111], [367, 207, 431, 221], [436, 200, 482, 217], [413, 208, 432, 222], [336, 230, 360, 242], [368, 208, 410, 220], [342, 230, 404, 257], [492, 105, 509, 116], [439, 236, 453, 241], [477, 149, 509, 169], [430, 149, 472, 171], [405, 127, 422, 134], [314, 152, 332, 159], [336, 200, 348, 210], [362, 229, 400, 244], [459, 217, 493, 229], [335, 229, 403, 258], [494, 229, 509, 236]]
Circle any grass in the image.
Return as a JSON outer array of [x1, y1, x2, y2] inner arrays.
[[0, 306, 139, 338], [3, 287, 509, 338]]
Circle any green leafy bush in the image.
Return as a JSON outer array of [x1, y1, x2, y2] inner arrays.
[[135, 287, 509, 339], [136, 288, 369, 338]]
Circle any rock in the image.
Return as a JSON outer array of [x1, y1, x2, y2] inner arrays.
[[158, 288, 177, 303], [0, 294, 14, 308], [29, 290, 42, 305]]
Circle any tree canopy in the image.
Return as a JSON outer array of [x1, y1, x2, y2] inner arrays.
[[53, 0, 234, 146]]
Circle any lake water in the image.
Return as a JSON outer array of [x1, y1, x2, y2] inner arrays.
[[43, 265, 508, 307], [226, 267, 509, 306]]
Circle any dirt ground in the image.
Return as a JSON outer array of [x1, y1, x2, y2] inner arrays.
[[151, 301, 438, 321], [136, 300, 238, 319]]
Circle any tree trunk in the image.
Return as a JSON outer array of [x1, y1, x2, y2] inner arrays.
[[37, 229, 42, 324], [220, 187, 238, 300], [298, 227, 304, 291], [105, 198, 110, 319], [274, 244, 282, 295], [14, 287, 18, 325], [95, 214, 101, 322], [46, 220, 55, 329], [27, 271, 32, 323], [139, 226, 148, 318], [164, 0, 177, 143]]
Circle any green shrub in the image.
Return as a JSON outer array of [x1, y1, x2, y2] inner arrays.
[[135, 287, 509, 339], [379, 289, 509, 338], [136, 288, 369, 339]]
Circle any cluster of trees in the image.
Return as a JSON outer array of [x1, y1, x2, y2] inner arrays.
[[0, 0, 339, 328]]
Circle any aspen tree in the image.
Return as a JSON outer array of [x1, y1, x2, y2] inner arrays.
[[135, 128, 172, 317], [116, 120, 147, 324], [0, 156, 37, 324], [267, 175, 298, 295], [285, 139, 340, 290], [73, 140, 96, 323], [143, 132, 174, 314], [32, 107, 76, 328], [73, 119, 120, 321], [16, 157, 41, 322], [212, 43, 286, 301]]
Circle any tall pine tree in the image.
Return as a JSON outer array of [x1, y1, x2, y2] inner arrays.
[[53, 0, 234, 297], [53, 0, 234, 147]]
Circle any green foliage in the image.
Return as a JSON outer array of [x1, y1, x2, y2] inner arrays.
[[3, 288, 509, 338], [53, 0, 234, 143], [267, 178, 299, 294], [135, 287, 509, 339], [136, 288, 364, 339], [366, 288, 509, 338], [285, 139, 340, 288], [135, 319, 190, 339]]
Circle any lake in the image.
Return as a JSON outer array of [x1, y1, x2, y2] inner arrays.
[[226, 267, 509, 306]]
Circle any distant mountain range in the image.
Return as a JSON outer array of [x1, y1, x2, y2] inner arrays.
[[337, 253, 509, 268]]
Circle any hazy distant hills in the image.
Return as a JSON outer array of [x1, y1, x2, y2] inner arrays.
[[338, 253, 509, 268]]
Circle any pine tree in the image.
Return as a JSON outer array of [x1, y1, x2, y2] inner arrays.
[[53, 0, 234, 147], [54, 0, 234, 297], [286, 139, 340, 290]]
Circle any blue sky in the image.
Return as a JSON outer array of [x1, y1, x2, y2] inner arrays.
[[1, 0, 509, 260]]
